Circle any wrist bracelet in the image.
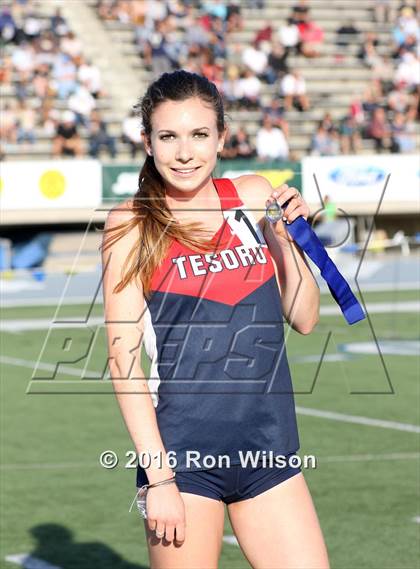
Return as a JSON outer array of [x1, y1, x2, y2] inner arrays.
[[133, 474, 176, 520], [146, 474, 176, 490]]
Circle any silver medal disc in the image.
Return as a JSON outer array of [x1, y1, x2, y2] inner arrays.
[[265, 201, 283, 223]]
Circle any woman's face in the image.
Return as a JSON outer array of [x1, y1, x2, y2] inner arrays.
[[143, 97, 225, 194]]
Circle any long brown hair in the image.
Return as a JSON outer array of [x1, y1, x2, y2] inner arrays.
[[100, 70, 227, 298]]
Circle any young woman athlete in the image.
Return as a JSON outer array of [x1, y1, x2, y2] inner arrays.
[[101, 70, 330, 569]]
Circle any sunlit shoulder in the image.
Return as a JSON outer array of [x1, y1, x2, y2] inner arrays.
[[103, 198, 140, 254], [105, 198, 136, 230], [232, 174, 273, 211]]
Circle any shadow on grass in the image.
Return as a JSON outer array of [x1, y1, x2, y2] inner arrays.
[[25, 523, 149, 569]]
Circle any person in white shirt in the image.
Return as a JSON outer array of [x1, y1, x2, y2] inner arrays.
[[241, 43, 268, 76], [68, 82, 96, 126], [237, 68, 262, 109], [122, 110, 144, 158], [77, 57, 103, 98], [395, 52, 420, 89], [280, 69, 310, 111], [278, 18, 300, 52], [60, 31, 83, 59], [256, 114, 289, 160]]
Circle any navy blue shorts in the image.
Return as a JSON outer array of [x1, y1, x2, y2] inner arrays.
[[136, 451, 301, 504]]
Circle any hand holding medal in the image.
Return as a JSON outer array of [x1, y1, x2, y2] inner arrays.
[[265, 184, 366, 325], [265, 184, 309, 244]]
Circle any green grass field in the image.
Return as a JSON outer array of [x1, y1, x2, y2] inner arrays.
[[1, 288, 419, 569]]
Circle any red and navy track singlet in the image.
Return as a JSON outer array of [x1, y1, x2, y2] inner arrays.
[[140, 177, 300, 473]]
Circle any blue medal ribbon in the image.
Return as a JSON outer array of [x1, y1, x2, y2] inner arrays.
[[266, 199, 365, 325]]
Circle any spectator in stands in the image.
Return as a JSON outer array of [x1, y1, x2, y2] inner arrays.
[[68, 82, 97, 127], [185, 15, 211, 49], [339, 115, 362, 154], [52, 110, 83, 157], [263, 98, 289, 136], [32, 66, 51, 99], [200, 46, 224, 89], [0, 52, 13, 85], [392, 7, 419, 58], [290, 0, 324, 57], [60, 30, 83, 62], [387, 80, 414, 114], [11, 41, 35, 82], [229, 125, 257, 159], [96, 1, 118, 21], [0, 102, 17, 143], [396, 6, 419, 41], [358, 32, 380, 66], [51, 52, 78, 99], [263, 41, 289, 84], [226, 3, 243, 34], [390, 111, 416, 153], [39, 98, 60, 137], [297, 19, 324, 58], [256, 114, 289, 161], [361, 84, 381, 118], [16, 99, 36, 144], [77, 56, 103, 99], [236, 67, 262, 110], [320, 194, 337, 223], [121, 109, 143, 158], [147, 18, 176, 78], [88, 110, 116, 159], [50, 7, 70, 37], [219, 129, 236, 159], [0, 7, 17, 44], [280, 69, 310, 112], [394, 51, 419, 89], [158, 15, 185, 69], [254, 21, 272, 51], [277, 18, 301, 56], [203, 1, 227, 22], [221, 63, 242, 109], [182, 44, 202, 74], [208, 16, 227, 60], [241, 41, 268, 78], [22, 9, 43, 42], [336, 20, 361, 53], [319, 112, 335, 133], [15, 74, 30, 100], [366, 107, 391, 152], [115, 1, 134, 24], [372, 55, 395, 95], [310, 124, 339, 156], [290, 0, 310, 25], [167, 1, 195, 31]]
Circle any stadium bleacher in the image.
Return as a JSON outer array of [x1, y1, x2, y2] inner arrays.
[[0, 0, 418, 271], [1, 0, 418, 161]]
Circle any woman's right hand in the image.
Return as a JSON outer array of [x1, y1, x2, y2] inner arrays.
[[146, 483, 186, 543]]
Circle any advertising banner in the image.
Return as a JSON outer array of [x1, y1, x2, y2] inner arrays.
[[217, 159, 302, 192], [302, 154, 419, 207], [102, 164, 140, 201], [0, 159, 102, 210], [102, 160, 302, 202]]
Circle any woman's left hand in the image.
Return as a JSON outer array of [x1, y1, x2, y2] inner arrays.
[[265, 184, 310, 243]]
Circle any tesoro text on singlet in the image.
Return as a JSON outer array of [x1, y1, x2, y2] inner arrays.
[[172, 245, 268, 279]]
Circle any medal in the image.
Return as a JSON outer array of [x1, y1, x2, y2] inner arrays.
[[265, 200, 283, 223]]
